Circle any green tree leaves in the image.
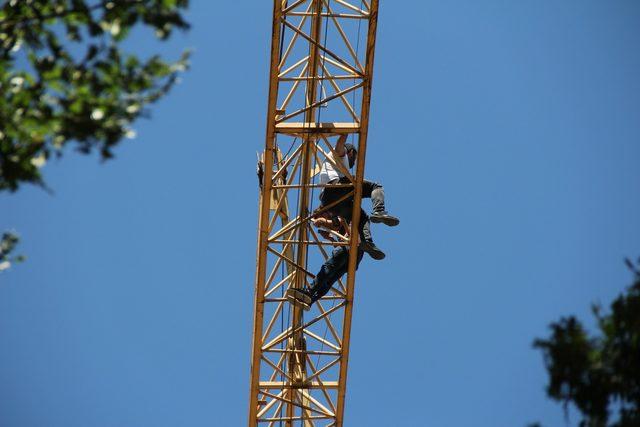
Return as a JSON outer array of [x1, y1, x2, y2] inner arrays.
[[0, 232, 24, 272], [0, 0, 191, 191], [534, 259, 640, 427]]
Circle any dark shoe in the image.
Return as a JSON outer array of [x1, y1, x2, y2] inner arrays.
[[370, 210, 400, 226], [361, 240, 386, 260], [286, 292, 311, 311], [286, 288, 312, 305]]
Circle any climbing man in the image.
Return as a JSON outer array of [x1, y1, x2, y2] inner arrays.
[[286, 214, 364, 311], [317, 134, 400, 260]]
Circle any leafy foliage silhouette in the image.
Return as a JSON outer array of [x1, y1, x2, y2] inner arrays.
[[534, 258, 640, 427], [0, 0, 191, 270], [0, 231, 24, 271], [0, 0, 190, 191]]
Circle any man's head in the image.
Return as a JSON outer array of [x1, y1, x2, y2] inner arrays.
[[344, 143, 357, 168]]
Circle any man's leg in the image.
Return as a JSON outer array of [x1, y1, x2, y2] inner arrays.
[[288, 247, 349, 310], [358, 210, 385, 260], [308, 247, 366, 303], [288, 247, 365, 309], [361, 180, 400, 226], [307, 247, 349, 304]]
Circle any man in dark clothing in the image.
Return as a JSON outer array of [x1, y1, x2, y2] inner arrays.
[[318, 136, 400, 225], [318, 135, 400, 260], [287, 215, 364, 311], [325, 199, 382, 259], [288, 245, 364, 311], [319, 172, 399, 227]]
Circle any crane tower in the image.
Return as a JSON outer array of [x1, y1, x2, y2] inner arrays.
[[249, 1, 380, 425]]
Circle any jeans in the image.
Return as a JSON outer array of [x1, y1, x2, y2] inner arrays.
[[307, 246, 364, 304]]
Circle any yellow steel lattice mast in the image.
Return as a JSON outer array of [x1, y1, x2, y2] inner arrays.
[[249, 1, 380, 425]]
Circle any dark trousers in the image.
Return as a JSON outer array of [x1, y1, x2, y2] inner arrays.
[[308, 246, 364, 304], [320, 177, 386, 214], [319, 177, 385, 242]]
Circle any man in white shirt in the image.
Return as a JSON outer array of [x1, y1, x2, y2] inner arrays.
[[318, 138, 350, 186], [317, 135, 400, 260]]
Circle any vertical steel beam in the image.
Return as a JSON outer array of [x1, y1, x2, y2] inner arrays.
[[335, 1, 379, 425], [248, 1, 284, 425], [287, 1, 324, 425]]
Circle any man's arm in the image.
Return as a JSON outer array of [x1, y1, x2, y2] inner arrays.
[[339, 217, 350, 238], [311, 217, 335, 230], [334, 134, 347, 157], [311, 216, 337, 242], [312, 215, 352, 243]]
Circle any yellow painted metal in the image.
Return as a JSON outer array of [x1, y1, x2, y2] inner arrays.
[[249, 1, 380, 425]]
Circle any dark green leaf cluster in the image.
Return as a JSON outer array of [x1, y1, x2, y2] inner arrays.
[[0, 231, 24, 272], [0, 0, 190, 191], [534, 258, 640, 427]]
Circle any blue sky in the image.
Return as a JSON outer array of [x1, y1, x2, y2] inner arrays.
[[2, 1, 640, 426]]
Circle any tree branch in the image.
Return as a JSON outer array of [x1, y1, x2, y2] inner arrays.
[[0, 0, 144, 29]]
